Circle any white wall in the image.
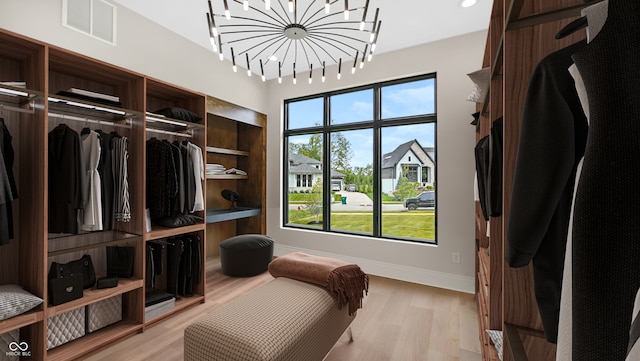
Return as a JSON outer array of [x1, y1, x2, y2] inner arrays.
[[0, 0, 269, 114], [265, 30, 487, 293]]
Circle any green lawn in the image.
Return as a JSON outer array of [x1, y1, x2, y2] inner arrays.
[[288, 209, 435, 240]]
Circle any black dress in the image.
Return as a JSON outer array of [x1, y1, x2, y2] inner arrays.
[[570, 1, 640, 359]]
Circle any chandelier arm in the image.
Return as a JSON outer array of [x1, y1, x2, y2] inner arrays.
[[302, 5, 359, 28], [280, 39, 294, 69], [306, 21, 371, 31], [275, 0, 294, 25], [233, 6, 290, 28], [309, 31, 368, 49], [303, 36, 338, 63], [253, 36, 290, 63], [299, 39, 312, 68], [297, 0, 317, 26], [309, 35, 358, 56], [300, 0, 341, 26], [300, 37, 324, 66], [219, 29, 283, 35], [225, 32, 283, 47], [219, 23, 283, 31], [241, 34, 286, 60]]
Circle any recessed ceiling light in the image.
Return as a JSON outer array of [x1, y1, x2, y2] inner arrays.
[[459, 0, 477, 8]]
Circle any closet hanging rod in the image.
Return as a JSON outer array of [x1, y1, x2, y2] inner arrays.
[[148, 239, 174, 246], [48, 112, 132, 129], [0, 102, 35, 115], [145, 127, 193, 138]]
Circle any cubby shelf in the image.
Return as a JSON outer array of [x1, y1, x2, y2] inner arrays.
[[0, 310, 44, 335]]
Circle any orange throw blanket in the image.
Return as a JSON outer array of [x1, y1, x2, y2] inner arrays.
[[268, 252, 369, 315]]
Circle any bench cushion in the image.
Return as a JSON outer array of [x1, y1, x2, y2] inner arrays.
[[184, 277, 355, 361]]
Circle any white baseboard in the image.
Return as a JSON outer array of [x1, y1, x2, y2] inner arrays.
[[274, 244, 475, 294]]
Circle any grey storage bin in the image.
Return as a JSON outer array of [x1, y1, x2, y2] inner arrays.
[[47, 307, 85, 350], [86, 294, 122, 333]]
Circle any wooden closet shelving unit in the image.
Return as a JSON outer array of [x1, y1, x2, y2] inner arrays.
[[0, 27, 260, 360], [204, 96, 266, 258], [475, 1, 599, 360]]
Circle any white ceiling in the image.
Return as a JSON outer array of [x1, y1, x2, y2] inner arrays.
[[114, 0, 491, 79]]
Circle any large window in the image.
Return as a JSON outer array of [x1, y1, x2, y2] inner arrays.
[[284, 74, 437, 243]]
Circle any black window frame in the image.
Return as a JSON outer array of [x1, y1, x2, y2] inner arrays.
[[283, 73, 438, 244]]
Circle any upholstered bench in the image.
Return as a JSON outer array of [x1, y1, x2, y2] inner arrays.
[[219, 234, 274, 277], [183, 277, 355, 361]]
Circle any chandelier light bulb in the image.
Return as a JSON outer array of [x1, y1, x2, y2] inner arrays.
[[359, 61, 364, 69], [370, 32, 376, 42], [344, 10, 349, 20], [322, 75, 326, 82], [360, 21, 365, 31], [233, 65, 237, 72], [325, 0, 330, 13], [243, 0, 249, 10], [288, 0, 294, 12], [278, 77, 282, 84], [210, 38, 218, 53], [247, 69, 252, 76], [262, 75, 266, 82], [225, 9, 231, 19], [219, 53, 224, 61], [265, 0, 271, 10]]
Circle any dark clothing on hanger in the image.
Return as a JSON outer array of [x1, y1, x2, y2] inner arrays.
[[96, 130, 115, 230], [179, 142, 196, 213], [488, 117, 503, 217], [166, 238, 184, 297], [0, 121, 17, 245], [475, 135, 490, 221], [506, 41, 588, 343], [169, 142, 185, 215], [570, 2, 640, 358], [146, 138, 178, 219], [49, 124, 84, 234]]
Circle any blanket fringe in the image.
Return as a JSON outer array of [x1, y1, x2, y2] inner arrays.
[[327, 264, 369, 316]]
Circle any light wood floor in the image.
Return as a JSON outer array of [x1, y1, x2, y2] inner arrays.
[[85, 258, 482, 361]]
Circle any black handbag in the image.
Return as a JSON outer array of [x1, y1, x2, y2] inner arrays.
[[48, 273, 83, 306], [106, 246, 135, 278], [48, 254, 97, 289]]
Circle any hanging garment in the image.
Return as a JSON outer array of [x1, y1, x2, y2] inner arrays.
[[555, 3, 607, 360], [506, 40, 588, 343], [166, 238, 184, 297], [179, 141, 196, 213], [81, 130, 103, 232], [96, 130, 114, 230], [177, 236, 192, 296], [567, 1, 640, 359], [49, 124, 84, 234], [147, 138, 177, 219], [113, 136, 131, 222], [146, 245, 155, 290], [474, 135, 490, 221], [188, 142, 204, 212], [169, 142, 185, 215], [0, 120, 17, 246], [488, 117, 503, 217]]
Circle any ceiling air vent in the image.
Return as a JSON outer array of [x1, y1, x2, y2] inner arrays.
[[63, 0, 117, 45]]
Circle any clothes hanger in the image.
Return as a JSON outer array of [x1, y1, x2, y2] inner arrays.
[[555, 17, 588, 39]]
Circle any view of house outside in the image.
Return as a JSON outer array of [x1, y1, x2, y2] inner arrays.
[[284, 75, 436, 243]]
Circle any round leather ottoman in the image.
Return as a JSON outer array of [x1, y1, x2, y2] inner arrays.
[[219, 234, 274, 277]]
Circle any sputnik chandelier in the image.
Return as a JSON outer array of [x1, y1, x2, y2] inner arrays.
[[205, 0, 381, 84]]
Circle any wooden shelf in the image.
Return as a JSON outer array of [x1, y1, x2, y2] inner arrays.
[[48, 231, 141, 256], [48, 94, 140, 121], [206, 207, 261, 223], [206, 174, 248, 180], [206, 146, 249, 157], [0, 309, 44, 335], [46, 319, 142, 361], [46, 278, 143, 318], [146, 223, 205, 241], [143, 294, 204, 327]]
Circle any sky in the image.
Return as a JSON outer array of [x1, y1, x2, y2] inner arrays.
[[288, 78, 436, 168]]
